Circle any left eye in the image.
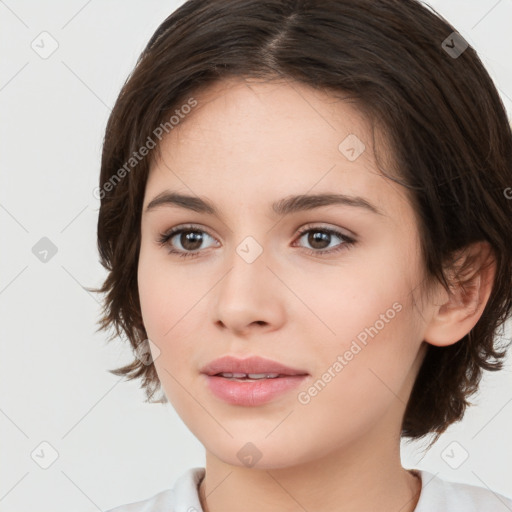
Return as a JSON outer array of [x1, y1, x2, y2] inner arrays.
[[294, 227, 353, 253], [157, 225, 356, 259]]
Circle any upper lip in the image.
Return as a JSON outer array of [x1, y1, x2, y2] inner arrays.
[[201, 356, 309, 376]]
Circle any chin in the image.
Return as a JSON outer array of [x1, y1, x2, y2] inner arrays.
[[203, 436, 314, 470]]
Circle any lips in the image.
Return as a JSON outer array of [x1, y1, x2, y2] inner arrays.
[[201, 356, 309, 406], [200, 355, 309, 377]]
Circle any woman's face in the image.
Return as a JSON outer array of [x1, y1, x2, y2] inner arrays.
[[138, 77, 434, 468]]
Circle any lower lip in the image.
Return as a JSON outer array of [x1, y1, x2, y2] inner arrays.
[[203, 374, 308, 406]]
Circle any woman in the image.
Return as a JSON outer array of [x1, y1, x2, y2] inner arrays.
[[93, 1, 512, 510]]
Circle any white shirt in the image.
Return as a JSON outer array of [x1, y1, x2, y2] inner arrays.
[[106, 467, 512, 512]]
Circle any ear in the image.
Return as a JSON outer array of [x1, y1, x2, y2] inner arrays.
[[423, 241, 496, 347]]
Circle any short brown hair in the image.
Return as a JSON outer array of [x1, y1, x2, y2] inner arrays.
[[92, 0, 512, 442]]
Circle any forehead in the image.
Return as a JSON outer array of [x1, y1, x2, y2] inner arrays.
[[169, 76, 374, 159], [144, 77, 408, 221]]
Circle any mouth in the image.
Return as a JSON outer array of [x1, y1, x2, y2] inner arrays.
[[200, 355, 309, 406], [200, 355, 309, 378], [213, 372, 295, 381], [203, 373, 309, 406]]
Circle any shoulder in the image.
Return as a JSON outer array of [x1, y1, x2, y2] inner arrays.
[[105, 489, 175, 512], [414, 469, 512, 512], [105, 467, 206, 512]]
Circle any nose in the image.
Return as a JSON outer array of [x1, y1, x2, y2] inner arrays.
[[212, 245, 286, 336]]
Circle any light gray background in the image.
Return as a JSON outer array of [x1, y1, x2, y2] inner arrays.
[[1, 1, 511, 511]]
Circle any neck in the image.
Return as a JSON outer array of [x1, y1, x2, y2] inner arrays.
[[198, 428, 421, 512]]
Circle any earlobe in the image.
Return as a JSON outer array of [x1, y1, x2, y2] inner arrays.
[[423, 242, 495, 347]]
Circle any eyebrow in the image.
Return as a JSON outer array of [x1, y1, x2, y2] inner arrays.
[[145, 191, 384, 217]]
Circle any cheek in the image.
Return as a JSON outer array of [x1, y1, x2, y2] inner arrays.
[[303, 258, 412, 351], [137, 257, 195, 404], [137, 249, 211, 397], [138, 245, 197, 338], [294, 309, 421, 452], [138, 255, 168, 339], [300, 263, 422, 407]]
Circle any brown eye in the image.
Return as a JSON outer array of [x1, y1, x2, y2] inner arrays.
[[306, 230, 332, 250], [177, 230, 204, 251], [157, 225, 218, 259], [295, 227, 354, 255]]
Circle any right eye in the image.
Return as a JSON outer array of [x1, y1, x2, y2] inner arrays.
[[157, 225, 219, 259]]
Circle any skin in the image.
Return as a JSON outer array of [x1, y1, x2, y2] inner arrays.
[[137, 77, 495, 512]]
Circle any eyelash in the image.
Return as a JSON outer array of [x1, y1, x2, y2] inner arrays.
[[156, 224, 356, 259]]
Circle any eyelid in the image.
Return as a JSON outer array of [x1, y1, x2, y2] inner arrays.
[[295, 222, 355, 239], [157, 222, 357, 258], [157, 223, 218, 247], [159, 222, 354, 240]]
